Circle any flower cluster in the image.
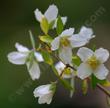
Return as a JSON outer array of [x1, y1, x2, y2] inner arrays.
[[7, 4, 110, 105]]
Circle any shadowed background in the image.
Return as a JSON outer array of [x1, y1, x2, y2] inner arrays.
[[0, 0, 110, 108]]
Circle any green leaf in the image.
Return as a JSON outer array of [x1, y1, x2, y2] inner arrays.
[[41, 50, 53, 65], [91, 74, 106, 89], [39, 35, 53, 44], [60, 78, 73, 91], [82, 80, 88, 95], [72, 56, 81, 66], [56, 16, 64, 35], [40, 17, 49, 34], [91, 74, 98, 89], [49, 20, 55, 29]]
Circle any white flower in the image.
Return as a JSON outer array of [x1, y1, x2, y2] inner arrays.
[[34, 4, 58, 24], [77, 47, 109, 80], [51, 27, 94, 64], [55, 61, 73, 78], [51, 28, 74, 64], [69, 26, 95, 48], [33, 84, 56, 104], [7, 43, 43, 80]]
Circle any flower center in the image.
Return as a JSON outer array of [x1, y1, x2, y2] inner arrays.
[[60, 37, 70, 47], [87, 56, 100, 70], [64, 67, 71, 75]]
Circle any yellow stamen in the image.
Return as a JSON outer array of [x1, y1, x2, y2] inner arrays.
[[87, 56, 100, 70], [60, 37, 70, 47], [64, 67, 71, 75]]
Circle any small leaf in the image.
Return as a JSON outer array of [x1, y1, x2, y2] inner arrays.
[[39, 35, 53, 44], [56, 16, 64, 35], [72, 56, 81, 66], [41, 50, 53, 65], [49, 20, 55, 29], [102, 80, 110, 87], [40, 17, 49, 34], [91, 74, 98, 89], [60, 78, 73, 91], [82, 80, 88, 95], [91, 74, 106, 89]]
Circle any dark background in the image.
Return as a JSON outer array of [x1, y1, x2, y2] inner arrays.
[[0, 0, 110, 108]]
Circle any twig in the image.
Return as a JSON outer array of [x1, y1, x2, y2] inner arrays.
[[97, 84, 110, 97], [66, 64, 76, 70]]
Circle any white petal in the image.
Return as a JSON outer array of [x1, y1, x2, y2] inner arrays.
[[51, 37, 60, 50], [77, 63, 92, 79], [33, 84, 51, 97], [15, 43, 29, 52], [55, 61, 72, 78], [46, 94, 53, 104], [94, 64, 109, 80], [69, 34, 88, 48], [34, 52, 44, 62], [7, 52, 28, 65], [38, 93, 53, 104], [77, 47, 93, 62], [95, 48, 109, 63], [61, 16, 67, 25], [34, 9, 43, 22], [60, 28, 74, 37], [26, 61, 40, 80], [55, 61, 66, 74], [59, 47, 72, 64], [44, 4, 58, 23], [79, 26, 93, 39]]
